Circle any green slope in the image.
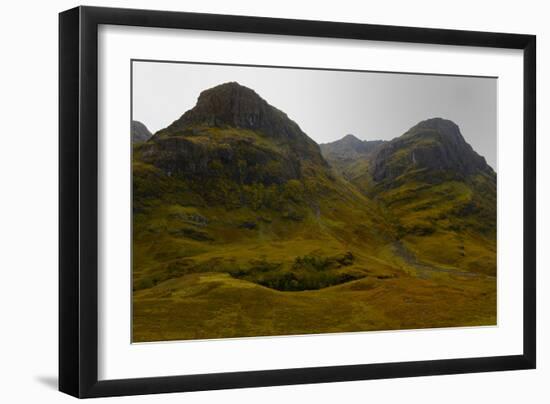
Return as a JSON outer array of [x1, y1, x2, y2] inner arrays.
[[323, 118, 497, 277]]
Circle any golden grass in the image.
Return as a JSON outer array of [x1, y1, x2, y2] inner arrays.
[[133, 270, 495, 342]]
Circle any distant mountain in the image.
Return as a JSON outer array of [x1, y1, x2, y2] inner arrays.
[[131, 120, 152, 143], [320, 134, 386, 181], [320, 134, 385, 161]]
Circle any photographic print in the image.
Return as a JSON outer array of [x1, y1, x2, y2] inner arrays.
[[131, 60, 497, 343]]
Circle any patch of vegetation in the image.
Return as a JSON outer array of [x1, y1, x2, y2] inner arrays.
[[252, 270, 364, 292], [226, 252, 360, 291]]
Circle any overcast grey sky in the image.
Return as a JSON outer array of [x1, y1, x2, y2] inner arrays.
[[133, 60, 497, 169]]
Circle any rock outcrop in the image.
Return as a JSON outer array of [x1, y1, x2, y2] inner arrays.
[[158, 82, 325, 165], [371, 118, 494, 182], [137, 82, 329, 187]]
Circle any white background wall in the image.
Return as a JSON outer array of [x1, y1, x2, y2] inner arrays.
[[0, 0, 547, 402]]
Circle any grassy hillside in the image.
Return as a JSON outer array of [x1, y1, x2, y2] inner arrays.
[[132, 126, 398, 296], [323, 118, 497, 277], [134, 271, 495, 341]]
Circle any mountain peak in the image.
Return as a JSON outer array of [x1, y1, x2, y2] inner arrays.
[[166, 81, 267, 131], [415, 117, 459, 130], [342, 134, 361, 142], [195, 81, 263, 108], [406, 117, 464, 143], [165, 82, 282, 133], [372, 118, 493, 182], [160, 82, 325, 163], [320, 135, 385, 162]]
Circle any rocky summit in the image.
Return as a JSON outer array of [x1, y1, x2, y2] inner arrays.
[[159, 82, 323, 164], [136, 82, 331, 190], [371, 118, 494, 183]]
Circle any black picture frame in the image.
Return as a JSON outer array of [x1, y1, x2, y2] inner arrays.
[[59, 6, 536, 398]]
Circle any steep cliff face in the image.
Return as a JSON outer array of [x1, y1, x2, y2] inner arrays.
[[371, 118, 494, 183], [138, 133, 303, 186], [158, 82, 325, 165], [137, 82, 329, 188]]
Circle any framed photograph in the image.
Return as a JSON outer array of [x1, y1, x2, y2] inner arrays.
[[59, 6, 536, 398]]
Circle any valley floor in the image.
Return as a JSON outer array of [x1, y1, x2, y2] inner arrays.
[[133, 264, 496, 342]]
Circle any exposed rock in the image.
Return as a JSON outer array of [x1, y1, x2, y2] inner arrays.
[[371, 118, 494, 183], [139, 135, 302, 186], [138, 82, 331, 187], [159, 82, 326, 165]]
